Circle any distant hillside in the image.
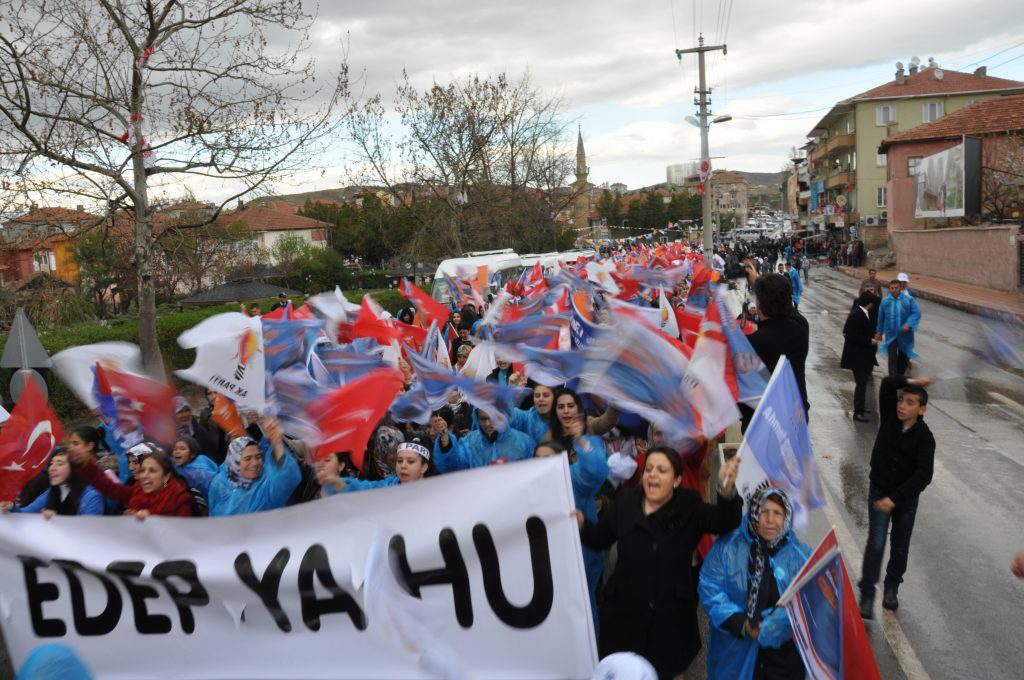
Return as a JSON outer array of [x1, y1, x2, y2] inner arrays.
[[256, 186, 367, 207], [734, 171, 786, 187]]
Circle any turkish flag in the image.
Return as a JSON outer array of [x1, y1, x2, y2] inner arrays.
[[96, 363, 177, 445], [399, 278, 452, 329], [351, 297, 401, 345], [0, 379, 65, 502], [305, 368, 405, 471]]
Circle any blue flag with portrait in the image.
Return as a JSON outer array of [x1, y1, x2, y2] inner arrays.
[[738, 356, 824, 533]]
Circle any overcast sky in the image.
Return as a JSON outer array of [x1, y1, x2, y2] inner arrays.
[[263, 0, 1024, 196]]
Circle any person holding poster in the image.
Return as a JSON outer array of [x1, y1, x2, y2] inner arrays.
[[698, 487, 811, 679], [576, 446, 742, 680]]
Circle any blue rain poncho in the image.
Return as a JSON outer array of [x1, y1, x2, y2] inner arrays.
[[788, 267, 804, 306], [698, 493, 811, 679], [509, 406, 550, 445], [16, 643, 93, 680], [16, 486, 103, 516], [176, 454, 219, 497], [568, 434, 610, 628], [208, 438, 301, 516], [433, 417, 535, 473], [332, 475, 401, 495], [876, 290, 921, 359]]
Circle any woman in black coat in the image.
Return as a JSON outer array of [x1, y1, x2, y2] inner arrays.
[[576, 446, 743, 679], [841, 292, 881, 421]]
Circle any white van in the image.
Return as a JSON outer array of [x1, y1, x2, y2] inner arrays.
[[430, 249, 524, 302]]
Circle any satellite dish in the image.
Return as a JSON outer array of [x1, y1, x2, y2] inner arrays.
[[935, 68, 944, 80], [910, 56, 921, 67], [896, 61, 904, 70]]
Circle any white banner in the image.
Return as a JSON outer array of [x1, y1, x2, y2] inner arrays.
[[0, 457, 596, 679], [176, 312, 267, 412]]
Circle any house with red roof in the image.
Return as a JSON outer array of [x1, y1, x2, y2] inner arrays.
[[805, 61, 1024, 241], [0, 206, 102, 285], [875, 94, 1024, 291], [218, 205, 330, 262]]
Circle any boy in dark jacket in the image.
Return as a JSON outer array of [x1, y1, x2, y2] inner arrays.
[[859, 374, 935, 619]]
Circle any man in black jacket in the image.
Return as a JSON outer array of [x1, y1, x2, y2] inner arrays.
[[746, 273, 810, 417], [841, 292, 880, 422], [859, 374, 935, 619]]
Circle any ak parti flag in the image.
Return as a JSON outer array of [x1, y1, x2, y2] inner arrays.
[[0, 379, 64, 502], [306, 368, 405, 470], [778, 530, 881, 680]]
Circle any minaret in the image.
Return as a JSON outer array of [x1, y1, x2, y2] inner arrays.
[[573, 127, 590, 231]]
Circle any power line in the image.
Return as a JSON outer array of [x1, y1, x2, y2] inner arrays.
[[990, 51, 1024, 71], [668, 0, 680, 50], [958, 39, 1024, 69]]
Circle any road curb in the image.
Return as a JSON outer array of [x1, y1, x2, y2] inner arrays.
[[819, 485, 931, 680], [834, 267, 1022, 321]]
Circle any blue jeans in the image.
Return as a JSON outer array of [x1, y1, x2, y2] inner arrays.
[[860, 482, 919, 594]]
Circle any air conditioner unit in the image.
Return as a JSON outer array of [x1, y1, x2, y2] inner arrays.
[[880, 210, 889, 221], [863, 216, 878, 226]]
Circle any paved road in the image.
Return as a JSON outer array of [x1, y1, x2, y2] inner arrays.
[[799, 266, 1024, 680]]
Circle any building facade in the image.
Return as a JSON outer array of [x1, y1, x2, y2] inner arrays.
[[805, 62, 1024, 234]]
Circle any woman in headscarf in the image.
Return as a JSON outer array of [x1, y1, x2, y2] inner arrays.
[[1, 449, 103, 517], [170, 435, 219, 498], [207, 418, 301, 516], [324, 441, 436, 494], [366, 425, 405, 481], [698, 487, 811, 680], [172, 395, 217, 459], [67, 444, 195, 519]]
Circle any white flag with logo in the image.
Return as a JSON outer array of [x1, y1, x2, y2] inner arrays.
[[177, 312, 266, 412]]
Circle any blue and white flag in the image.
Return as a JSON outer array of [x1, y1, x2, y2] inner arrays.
[[736, 356, 824, 533]]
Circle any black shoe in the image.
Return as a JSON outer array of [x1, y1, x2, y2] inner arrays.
[[882, 587, 899, 611], [862, 409, 873, 413], [859, 593, 874, 620], [854, 412, 870, 422]]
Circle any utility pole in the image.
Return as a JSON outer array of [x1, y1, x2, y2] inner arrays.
[[676, 34, 726, 267]]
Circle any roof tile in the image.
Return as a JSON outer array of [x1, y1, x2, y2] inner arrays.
[[853, 67, 1024, 101], [881, 94, 1024, 148]]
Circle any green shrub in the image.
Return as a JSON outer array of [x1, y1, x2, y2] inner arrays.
[[0, 288, 405, 418]]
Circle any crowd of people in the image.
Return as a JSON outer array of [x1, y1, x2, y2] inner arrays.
[[2, 233, 950, 680]]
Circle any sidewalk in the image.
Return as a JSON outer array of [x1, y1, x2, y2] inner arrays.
[[836, 265, 1024, 320]]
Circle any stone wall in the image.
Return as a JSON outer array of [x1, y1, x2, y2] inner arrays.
[[891, 225, 1022, 291]]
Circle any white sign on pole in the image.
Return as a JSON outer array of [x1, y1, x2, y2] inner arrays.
[[0, 457, 596, 679]]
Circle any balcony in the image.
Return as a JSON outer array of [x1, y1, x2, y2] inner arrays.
[[812, 132, 856, 161], [826, 170, 855, 191]]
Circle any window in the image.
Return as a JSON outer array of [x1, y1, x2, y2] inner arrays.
[[908, 156, 922, 176], [876, 105, 896, 126], [876, 187, 888, 208], [922, 101, 944, 123], [876, 153, 887, 167]]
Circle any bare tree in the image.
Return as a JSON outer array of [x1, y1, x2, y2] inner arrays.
[[981, 134, 1024, 222], [0, 0, 347, 370], [345, 70, 578, 261]]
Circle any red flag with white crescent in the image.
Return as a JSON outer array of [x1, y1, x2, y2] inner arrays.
[[0, 379, 65, 502]]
